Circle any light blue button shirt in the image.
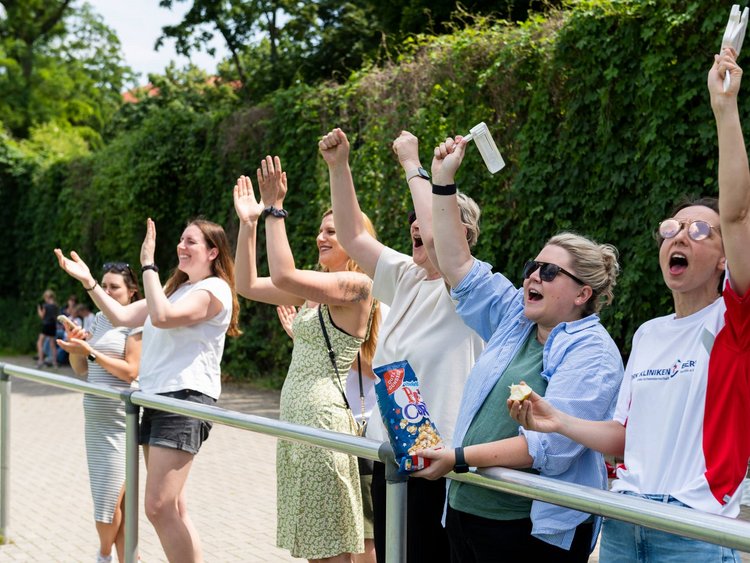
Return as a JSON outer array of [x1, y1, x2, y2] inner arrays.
[[450, 258, 624, 551]]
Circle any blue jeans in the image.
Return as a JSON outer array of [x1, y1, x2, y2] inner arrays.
[[600, 493, 740, 563]]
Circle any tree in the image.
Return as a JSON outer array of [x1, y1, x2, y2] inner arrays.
[[0, 0, 72, 136], [157, 0, 293, 92], [0, 1, 133, 140], [371, 0, 562, 36]]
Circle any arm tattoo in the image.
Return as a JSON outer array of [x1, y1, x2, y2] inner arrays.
[[337, 275, 371, 303]]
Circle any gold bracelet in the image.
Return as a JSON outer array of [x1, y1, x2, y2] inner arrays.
[[84, 280, 98, 292]]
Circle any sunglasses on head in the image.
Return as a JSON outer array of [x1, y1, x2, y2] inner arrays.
[[102, 262, 131, 273], [656, 219, 720, 243], [522, 260, 586, 286]]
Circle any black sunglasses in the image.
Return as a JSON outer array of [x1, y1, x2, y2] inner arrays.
[[522, 260, 586, 286], [102, 262, 131, 273]]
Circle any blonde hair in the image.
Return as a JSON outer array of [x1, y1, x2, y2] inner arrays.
[[42, 289, 56, 302], [163, 219, 241, 337], [320, 209, 380, 364], [457, 191, 481, 248], [545, 232, 620, 316]]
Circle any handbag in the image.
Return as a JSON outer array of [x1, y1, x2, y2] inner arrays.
[[318, 305, 374, 475]]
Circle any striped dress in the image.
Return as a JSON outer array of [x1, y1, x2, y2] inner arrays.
[[83, 312, 140, 523]]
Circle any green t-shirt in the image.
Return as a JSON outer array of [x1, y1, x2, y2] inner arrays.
[[448, 328, 546, 520]]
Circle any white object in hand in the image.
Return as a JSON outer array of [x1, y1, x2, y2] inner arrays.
[[462, 122, 505, 174], [722, 4, 749, 92], [508, 382, 533, 402]]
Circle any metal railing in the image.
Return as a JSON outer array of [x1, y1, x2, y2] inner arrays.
[[2, 361, 750, 562]]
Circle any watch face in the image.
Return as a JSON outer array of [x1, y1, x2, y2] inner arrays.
[[418, 167, 431, 180]]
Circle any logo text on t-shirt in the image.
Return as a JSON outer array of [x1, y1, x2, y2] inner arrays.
[[631, 358, 697, 381]]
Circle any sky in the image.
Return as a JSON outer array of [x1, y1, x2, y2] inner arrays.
[[88, 0, 230, 84]]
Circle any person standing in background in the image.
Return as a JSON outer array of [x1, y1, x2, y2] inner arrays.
[[36, 288, 59, 368]]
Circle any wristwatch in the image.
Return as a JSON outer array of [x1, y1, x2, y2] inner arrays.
[[262, 205, 289, 219], [142, 264, 159, 273], [87, 352, 97, 362], [406, 167, 431, 182], [453, 446, 470, 474]]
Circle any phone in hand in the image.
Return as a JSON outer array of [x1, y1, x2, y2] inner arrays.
[[57, 314, 79, 332]]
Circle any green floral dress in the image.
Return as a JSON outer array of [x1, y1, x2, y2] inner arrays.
[[276, 303, 364, 559]]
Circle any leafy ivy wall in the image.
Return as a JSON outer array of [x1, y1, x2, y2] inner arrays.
[[0, 1, 739, 384]]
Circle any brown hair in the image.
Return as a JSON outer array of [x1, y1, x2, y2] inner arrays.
[[320, 209, 380, 364], [102, 263, 142, 303], [163, 219, 241, 337]]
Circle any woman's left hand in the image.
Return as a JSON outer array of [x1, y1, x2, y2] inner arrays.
[[257, 155, 286, 208], [709, 47, 741, 100], [56, 337, 92, 356], [412, 446, 454, 480], [432, 136, 468, 185], [140, 218, 156, 266], [276, 305, 297, 339]]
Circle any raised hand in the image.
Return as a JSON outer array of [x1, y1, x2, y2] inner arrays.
[[234, 175, 264, 224], [140, 218, 156, 267], [319, 128, 350, 168], [54, 249, 95, 286], [392, 130, 420, 170], [257, 155, 285, 207], [506, 389, 562, 434], [432, 136, 468, 185], [276, 305, 298, 339], [710, 47, 742, 107]]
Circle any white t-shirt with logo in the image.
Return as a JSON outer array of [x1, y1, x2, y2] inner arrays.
[[612, 287, 750, 517], [139, 277, 232, 400]]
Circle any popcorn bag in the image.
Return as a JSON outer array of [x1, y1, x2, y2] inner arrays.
[[373, 360, 443, 475]]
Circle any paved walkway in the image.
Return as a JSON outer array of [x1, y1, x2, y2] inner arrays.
[[1, 356, 748, 562], [0, 356, 297, 562]]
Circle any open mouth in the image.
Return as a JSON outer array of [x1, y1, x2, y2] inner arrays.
[[413, 236, 423, 248], [669, 252, 688, 275], [527, 288, 543, 302]]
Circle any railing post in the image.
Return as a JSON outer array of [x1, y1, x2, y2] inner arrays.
[[381, 443, 407, 563], [0, 365, 10, 545], [122, 390, 140, 563]]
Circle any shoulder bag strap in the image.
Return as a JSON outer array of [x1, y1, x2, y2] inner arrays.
[[318, 304, 352, 411]]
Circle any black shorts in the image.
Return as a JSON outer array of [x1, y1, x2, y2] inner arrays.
[[41, 323, 56, 337], [139, 389, 216, 455]]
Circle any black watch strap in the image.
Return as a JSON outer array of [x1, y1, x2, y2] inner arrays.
[[142, 264, 159, 273], [262, 205, 289, 219], [87, 352, 97, 362], [454, 446, 470, 473]]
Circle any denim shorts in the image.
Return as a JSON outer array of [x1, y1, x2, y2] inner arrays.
[[600, 492, 741, 563], [139, 389, 216, 455]]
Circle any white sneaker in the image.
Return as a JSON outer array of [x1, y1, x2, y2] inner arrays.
[[96, 552, 112, 563]]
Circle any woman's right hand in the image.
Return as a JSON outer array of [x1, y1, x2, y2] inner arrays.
[[233, 175, 264, 224], [63, 323, 87, 342], [319, 128, 350, 168], [54, 249, 95, 287], [507, 389, 562, 434]]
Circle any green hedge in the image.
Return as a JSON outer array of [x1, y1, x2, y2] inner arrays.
[[1, 0, 742, 384]]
